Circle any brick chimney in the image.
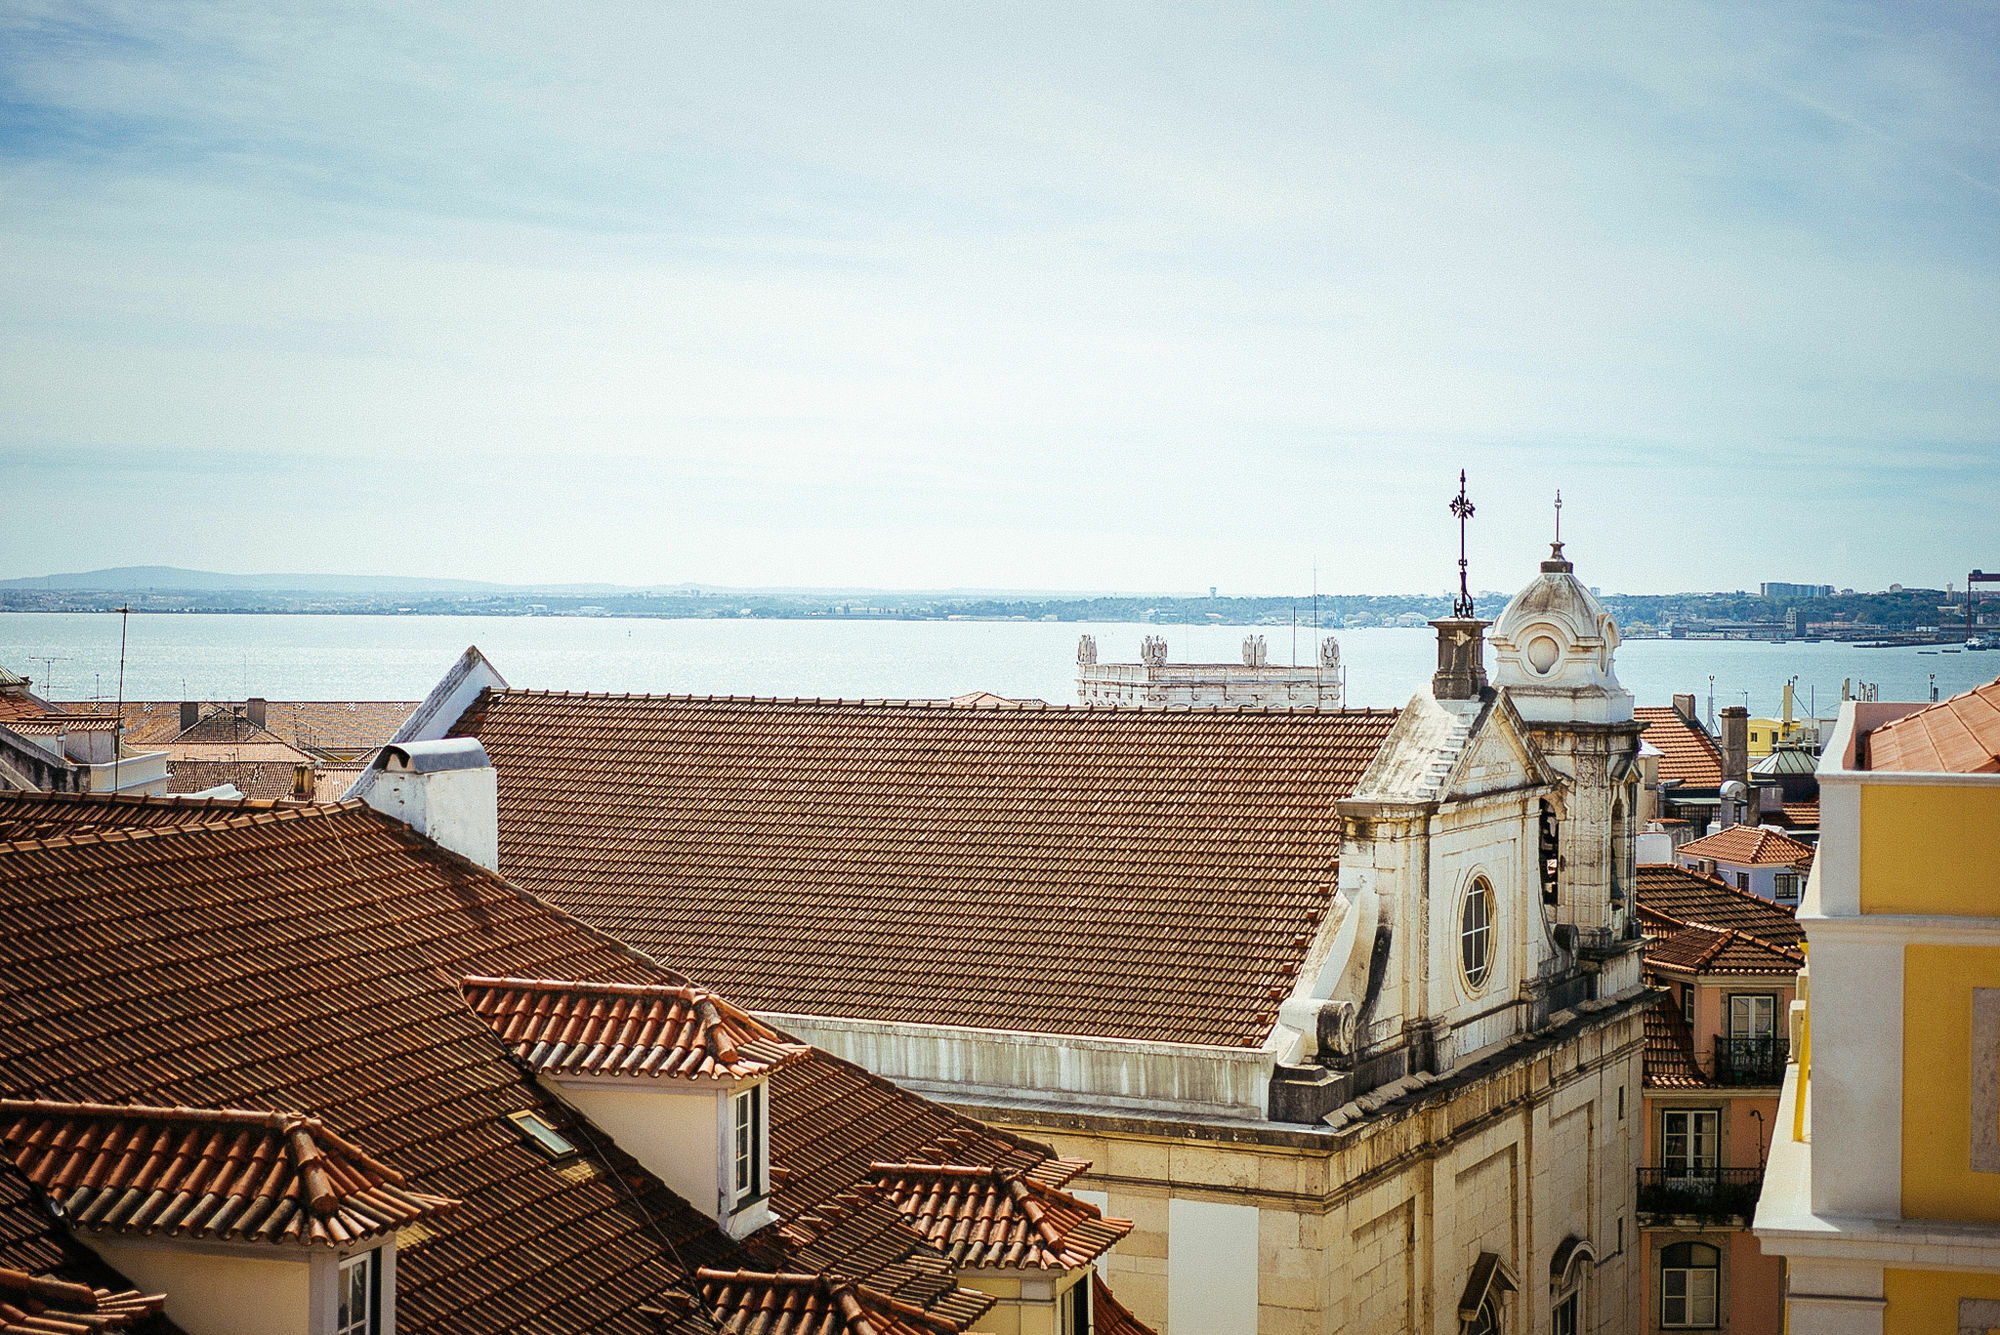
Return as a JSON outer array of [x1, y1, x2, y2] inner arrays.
[[1429, 618, 1490, 701], [246, 697, 268, 729], [1719, 706, 1749, 790]]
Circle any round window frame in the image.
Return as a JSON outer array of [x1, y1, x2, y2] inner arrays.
[[1460, 874, 1495, 993]]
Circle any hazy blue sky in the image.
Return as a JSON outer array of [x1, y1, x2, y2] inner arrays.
[[3, 2, 1997, 594]]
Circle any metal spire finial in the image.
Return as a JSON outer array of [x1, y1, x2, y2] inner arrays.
[[1551, 488, 1565, 561], [1449, 470, 1476, 618]]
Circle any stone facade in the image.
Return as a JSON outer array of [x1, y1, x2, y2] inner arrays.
[[1075, 634, 1345, 709]]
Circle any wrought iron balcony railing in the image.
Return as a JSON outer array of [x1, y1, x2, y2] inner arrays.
[[1712, 1035, 1789, 1086], [1636, 1167, 1765, 1224]]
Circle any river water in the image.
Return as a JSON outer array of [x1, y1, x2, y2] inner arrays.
[[3, 612, 1992, 721]]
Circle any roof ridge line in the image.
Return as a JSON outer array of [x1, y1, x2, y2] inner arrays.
[[485, 686, 1402, 716], [0, 799, 372, 855]]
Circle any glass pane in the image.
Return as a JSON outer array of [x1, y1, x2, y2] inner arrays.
[[337, 1253, 371, 1335]]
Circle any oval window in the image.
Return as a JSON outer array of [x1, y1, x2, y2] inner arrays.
[[1461, 877, 1493, 990], [1526, 634, 1562, 673]]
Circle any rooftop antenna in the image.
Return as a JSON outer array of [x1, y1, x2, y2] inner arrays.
[[27, 655, 68, 697], [1450, 470, 1477, 618], [112, 606, 130, 795]]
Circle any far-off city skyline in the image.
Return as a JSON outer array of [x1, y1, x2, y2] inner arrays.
[[4, 2, 1999, 594]]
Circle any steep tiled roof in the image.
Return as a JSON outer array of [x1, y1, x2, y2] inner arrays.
[[0, 794, 1106, 1334], [1676, 824, 1814, 868], [0, 1101, 458, 1247], [1636, 865, 1804, 948], [866, 1163, 1130, 1269], [1091, 1274, 1157, 1335], [1646, 923, 1803, 976], [691, 1269, 981, 1335], [463, 977, 809, 1081], [0, 1266, 163, 1333], [450, 691, 1400, 1047], [0, 791, 288, 841], [1867, 677, 2000, 773], [1635, 707, 1724, 787], [1642, 997, 1710, 1090]]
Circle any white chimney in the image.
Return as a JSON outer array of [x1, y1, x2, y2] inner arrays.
[[1636, 831, 1675, 866], [363, 739, 500, 870]]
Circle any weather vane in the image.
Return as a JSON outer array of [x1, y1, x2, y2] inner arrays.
[[1450, 470, 1476, 618]]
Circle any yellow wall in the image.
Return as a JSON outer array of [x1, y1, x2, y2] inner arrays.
[[1861, 784, 2000, 916], [87, 1238, 311, 1335], [1903, 945, 2000, 1222], [1884, 1267, 2000, 1335]]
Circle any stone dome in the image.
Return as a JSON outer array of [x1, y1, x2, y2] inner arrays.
[[1489, 543, 1633, 725]]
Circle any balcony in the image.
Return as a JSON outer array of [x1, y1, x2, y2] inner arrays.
[[1712, 1035, 1788, 1086], [1636, 1167, 1765, 1225]]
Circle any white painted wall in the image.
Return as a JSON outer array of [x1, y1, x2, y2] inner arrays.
[[1166, 1198, 1259, 1335], [87, 1237, 312, 1335], [365, 766, 499, 870]]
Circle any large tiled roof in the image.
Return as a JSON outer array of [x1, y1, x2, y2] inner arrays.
[[0, 1265, 163, 1334], [690, 1269, 983, 1335], [463, 977, 809, 1081], [866, 1163, 1130, 1270], [1642, 997, 1710, 1090], [1867, 677, 2000, 773], [0, 791, 291, 841], [1636, 865, 1804, 948], [0, 1100, 458, 1247], [1675, 824, 1814, 868], [450, 691, 1400, 1047], [0, 794, 1115, 1335], [1635, 707, 1724, 788]]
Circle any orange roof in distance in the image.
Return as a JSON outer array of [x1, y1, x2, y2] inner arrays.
[[867, 1162, 1132, 1270], [1635, 707, 1724, 787], [463, 976, 809, 1081], [1675, 824, 1814, 868], [1867, 676, 2000, 773], [0, 1099, 459, 1247]]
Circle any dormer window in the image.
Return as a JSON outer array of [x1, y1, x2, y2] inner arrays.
[[733, 1083, 766, 1204], [507, 1110, 577, 1159], [337, 1250, 381, 1335]]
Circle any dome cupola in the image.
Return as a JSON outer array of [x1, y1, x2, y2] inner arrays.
[[1490, 541, 1633, 725]]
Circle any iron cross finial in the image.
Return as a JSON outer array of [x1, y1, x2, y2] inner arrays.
[[1554, 489, 1562, 543], [1449, 470, 1476, 618]]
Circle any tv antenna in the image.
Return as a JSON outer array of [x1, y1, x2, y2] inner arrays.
[[111, 607, 130, 795], [27, 656, 68, 697]]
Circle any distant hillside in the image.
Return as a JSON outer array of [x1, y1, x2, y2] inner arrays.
[[0, 566, 514, 595]]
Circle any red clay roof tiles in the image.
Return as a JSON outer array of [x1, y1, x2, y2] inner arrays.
[[449, 690, 1399, 1048], [1090, 1273, 1156, 1335], [1644, 923, 1803, 976], [1642, 997, 1710, 1090], [1636, 865, 1804, 948], [692, 1268, 981, 1335], [1867, 676, 2000, 773], [1635, 708, 1725, 788], [463, 977, 808, 1081], [0, 1265, 163, 1334], [865, 1163, 1130, 1270], [1675, 825, 1814, 868], [0, 1101, 458, 1247]]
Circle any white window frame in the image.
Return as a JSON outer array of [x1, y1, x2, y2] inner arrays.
[[336, 1249, 379, 1335], [1660, 1241, 1719, 1328], [1662, 1109, 1720, 1180], [732, 1083, 766, 1206], [1729, 994, 1777, 1040]]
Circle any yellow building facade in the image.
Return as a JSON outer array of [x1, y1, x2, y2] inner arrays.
[[1754, 682, 2000, 1333]]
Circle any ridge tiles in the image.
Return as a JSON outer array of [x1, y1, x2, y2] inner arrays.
[[866, 1162, 1132, 1270], [1867, 676, 2000, 774], [0, 1265, 164, 1332], [692, 1267, 981, 1335], [0, 1099, 459, 1248], [1675, 824, 1813, 867], [463, 976, 809, 1081]]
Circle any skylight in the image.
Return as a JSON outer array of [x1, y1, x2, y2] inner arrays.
[[506, 1110, 576, 1158]]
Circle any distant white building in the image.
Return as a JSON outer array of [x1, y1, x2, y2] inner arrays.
[[1074, 633, 1345, 708]]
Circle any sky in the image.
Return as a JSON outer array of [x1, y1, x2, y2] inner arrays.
[[2, 2, 1997, 595]]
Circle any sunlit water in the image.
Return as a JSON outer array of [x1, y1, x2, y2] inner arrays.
[[4, 612, 1992, 721]]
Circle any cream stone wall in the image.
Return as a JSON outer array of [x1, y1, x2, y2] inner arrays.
[[86, 1237, 313, 1335], [978, 1007, 1644, 1335]]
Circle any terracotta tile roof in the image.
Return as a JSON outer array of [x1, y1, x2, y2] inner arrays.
[[57, 703, 417, 757], [449, 691, 1400, 1048], [165, 759, 314, 801], [1091, 1273, 1156, 1335], [1675, 824, 1814, 868], [1867, 676, 2000, 773], [0, 1100, 458, 1247], [941, 693, 1038, 708], [1636, 864, 1804, 948], [865, 1163, 1131, 1269], [1645, 923, 1803, 976], [0, 1157, 170, 1335], [0, 1265, 163, 1333], [463, 977, 809, 1081], [0, 794, 1105, 1334], [313, 765, 365, 802], [0, 791, 287, 842], [1779, 799, 1818, 828], [1642, 996, 1710, 1090], [1635, 707, 1724, 788], [0, 719, 119, 736], [690, 1269, 981, 1335]]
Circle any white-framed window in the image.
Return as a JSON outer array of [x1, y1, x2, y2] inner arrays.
[[1681, 984, 1696, 1028], [1662, 1109, 1719, 1179], [1660, 1241, 1719, 1328], [1461, 877, 1493, 991], [1729, 994, 1776, 1040], [732, 1083, 765, 1205], [1060, 1275, 1093, 1335], [336, 1249, 379, 1335]]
